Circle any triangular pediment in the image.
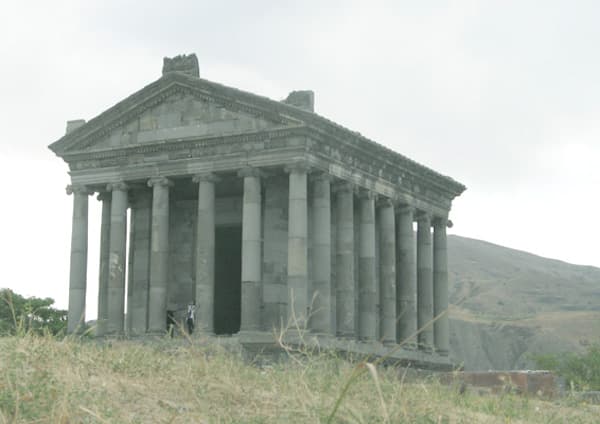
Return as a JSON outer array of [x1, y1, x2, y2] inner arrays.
[[50, 74, 305, 155], [88, 90, 294, 151]]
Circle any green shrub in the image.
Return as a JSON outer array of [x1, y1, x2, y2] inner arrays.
[[534, 345, 600, 391]]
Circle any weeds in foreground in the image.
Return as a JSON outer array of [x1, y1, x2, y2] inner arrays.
[[0, 332, 599, 423]]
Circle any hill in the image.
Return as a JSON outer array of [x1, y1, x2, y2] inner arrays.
[[447, 235, 600, 370]]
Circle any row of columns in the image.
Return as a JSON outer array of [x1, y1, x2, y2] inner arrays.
[[66, 165, 450, 354]]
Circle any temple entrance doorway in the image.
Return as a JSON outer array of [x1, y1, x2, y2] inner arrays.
[[214, 225, 242, 335]]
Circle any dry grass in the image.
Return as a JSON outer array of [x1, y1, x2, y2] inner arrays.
[[0, 334, 598, 423]]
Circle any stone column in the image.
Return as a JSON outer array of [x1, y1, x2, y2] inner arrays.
[[417, 213, 434, 351], [285, 163, 309, 328], [239, 167, 262, 332], [377, 198, 396, 345], [396, 205, 416, 347], [147, 177, 172, 334], [106, 181, 129, 335], [96, 192, 111, 337], [310, 173, 332, 334], [193, 173, 219, 334], [66, 184, 92, 334], [358, 191, 377, 341], [128, 191, 152, 335], [335, 182, 355, 338], [126, 203, 136, 334], [433, 217, 450, 355]]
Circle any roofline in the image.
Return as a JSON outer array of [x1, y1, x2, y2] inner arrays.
[[49, 72, 466, 195]]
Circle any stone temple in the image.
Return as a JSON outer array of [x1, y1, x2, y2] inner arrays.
[[50, 54, 465, 368]]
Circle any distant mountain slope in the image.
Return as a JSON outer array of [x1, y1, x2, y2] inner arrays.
[[446, 235, 600, 370]]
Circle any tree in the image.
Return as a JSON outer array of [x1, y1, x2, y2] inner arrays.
[[0, 289, 67, 336]]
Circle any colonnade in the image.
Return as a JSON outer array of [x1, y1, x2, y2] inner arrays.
[[66, 165, 450, 355]]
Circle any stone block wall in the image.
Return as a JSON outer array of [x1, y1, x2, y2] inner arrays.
[[168, 199, 196, 313]]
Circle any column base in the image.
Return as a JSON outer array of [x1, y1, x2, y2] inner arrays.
[[400, 342, 418, 350], [382, 339, 396, 347], [336, 332, 356, 340], [419, 343, 434, 354]]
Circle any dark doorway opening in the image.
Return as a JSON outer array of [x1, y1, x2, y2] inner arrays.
[[214, 226, 242, 335]]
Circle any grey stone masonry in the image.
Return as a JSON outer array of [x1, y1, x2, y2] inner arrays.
[[106, 182, 129, 335], [128, 190, 152, 335], [335, 182, 355, 338], [50, 55, 466, 368], [66, 185, 92, 334], [396, 206, 417, 347], [96, 192, 111, 337], [193, 173, 219, 334], [417, 214, 434, 352], [358, 191, 377, 341], [433, 217, 450, 355], [377, 199, 396, 346], [147, 177, 172, 334], [285, 163, 310, 328], [239, 167, 262, 331], [309, 173, 332, 334]]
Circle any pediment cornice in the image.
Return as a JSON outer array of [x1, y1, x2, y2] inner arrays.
[[50, 71, 465, 198], [49, 72, 304, 156]]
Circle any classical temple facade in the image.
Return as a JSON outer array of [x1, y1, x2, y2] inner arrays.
[[50, 54, 465, 367]]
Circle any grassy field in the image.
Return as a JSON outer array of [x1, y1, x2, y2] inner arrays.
[[0, 334, 598, 423]]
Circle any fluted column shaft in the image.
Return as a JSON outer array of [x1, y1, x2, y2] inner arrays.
[[310, 174, 332, 334], [358, 192, 377, 341], [378, 199, 396, 345], [417, 215, 434, 351], [106, 182, 129, 335], [396, 206, 416, 347], [335, 182, 355, 338], [286, 163, 309, 327], [239, 167, 262, 331], [433, 218, 449, 355], [96, 192, 111, 337], [147, 177, 172, 333], [128, 191, 152, 335], [66, 185, 91, 334], [194, 173, 218, 334]]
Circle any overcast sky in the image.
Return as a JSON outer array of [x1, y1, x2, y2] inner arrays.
[[1, 1, 598, 316]]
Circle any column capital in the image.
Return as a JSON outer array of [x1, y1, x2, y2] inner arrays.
[[332, 180, 355, 194], [192, 172, 220, 184], [284, 160, 311, 174], [66, 184, 93, 196], [395, 203, 415, 215], [237, 166, 263, 178], [147, 177, 173, 188], [357, 189, 377, 201], [376, 197, 395, 208], [106, 181, 129, 192], [433, 216, 450, 228], [416, 211, 431, 224], [309, 171, 333, 183]]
